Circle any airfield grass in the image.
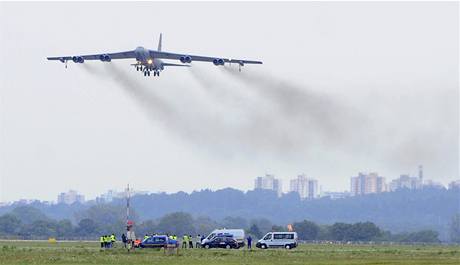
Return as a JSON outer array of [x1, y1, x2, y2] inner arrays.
[[0, 240, 459, 265]]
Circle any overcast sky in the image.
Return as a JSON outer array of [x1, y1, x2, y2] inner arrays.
[[0, 2, 458, 202]]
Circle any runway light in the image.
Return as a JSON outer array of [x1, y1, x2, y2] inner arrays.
[[147, 59, 153, 64]]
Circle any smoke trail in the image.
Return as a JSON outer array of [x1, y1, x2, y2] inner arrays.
[[80, 62, 368, 160], [188, 65, 311, 155], [100, 63, 249, 153], [220, 66, 369, 147]]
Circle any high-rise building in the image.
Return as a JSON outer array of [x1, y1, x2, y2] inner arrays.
[[57, 190, 85, 204], [289, 174, 318, 200], [96, 189, 149, 203], [350, 172, 386, 196], [389, 174, 422, 191], [254, 174, 282, 196]]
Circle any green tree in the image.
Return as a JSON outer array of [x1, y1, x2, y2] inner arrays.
[[0, 214, 21, 235], [330, 222, 353, 241], [349, 222, 381, 241], [317, 225, 332, 240], [76, 204, 137, 234], [249, 218, 272, 235], [137, 220, 157, 237], [56, 219, 74, 238], [156, 212, 195, 236], [76, 218, 99, 236], [194, 216, 219, 236], [26, 220, 58, 237], [247, 224, 262, 239], [293, 220, 320, 240]]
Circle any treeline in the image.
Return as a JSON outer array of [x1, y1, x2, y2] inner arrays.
[[0, 204, 448, 243], [289, 220, 440, 243], [3, 188, 457, 226], [0, 188, 458, 241]]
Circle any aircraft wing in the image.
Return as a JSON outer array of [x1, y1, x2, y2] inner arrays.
[[150, 50, 262, 65], [47, 50, 136, 62], [162, 63, 191, 67]]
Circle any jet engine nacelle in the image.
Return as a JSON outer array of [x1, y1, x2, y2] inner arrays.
[[99, 54, 111, 62], [213, 58, 225, 66], [179, 55, 192, 63], [72, 56, 84, 63]]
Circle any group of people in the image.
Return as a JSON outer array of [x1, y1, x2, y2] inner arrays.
[[99, 234, 116, 248], [181, 234, 205, 248], [100, 232, 253, 250]]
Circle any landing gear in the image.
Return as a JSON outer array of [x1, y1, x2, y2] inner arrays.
[[143, 71, 147, 76], [153, 71, 160, 77]]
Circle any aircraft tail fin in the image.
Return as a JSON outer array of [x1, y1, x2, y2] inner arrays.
[[157, 33, 162, 51]]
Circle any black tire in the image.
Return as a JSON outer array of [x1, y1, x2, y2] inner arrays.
[[285, 244, 291, 249], [225, 244, 231, 249], [261, 244, 267, 249], [204, 244, 210, 249]]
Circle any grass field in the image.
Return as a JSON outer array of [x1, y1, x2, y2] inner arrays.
[[0, 240, 459, 265]]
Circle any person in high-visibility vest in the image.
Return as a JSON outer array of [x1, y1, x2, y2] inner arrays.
[[100, 235, 104, 248], [103, 235, 108, 248], [144, 234, 149, 240], [111, 234, 116, 248], [182, 235, 188, 248], [173, 235, 177, 240]]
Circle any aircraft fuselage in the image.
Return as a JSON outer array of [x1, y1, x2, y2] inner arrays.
[[134, 46, 163, 75]]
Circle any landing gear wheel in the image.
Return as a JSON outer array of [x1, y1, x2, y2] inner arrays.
[[147, 71, 151, 76], [143, 71, 147, 76]]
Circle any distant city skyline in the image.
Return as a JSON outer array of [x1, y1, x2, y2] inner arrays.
[[1, 167, 457, 204]]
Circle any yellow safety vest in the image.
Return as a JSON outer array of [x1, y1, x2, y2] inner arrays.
[[100, 236, 104, 243], [111, 235, 115, 242]]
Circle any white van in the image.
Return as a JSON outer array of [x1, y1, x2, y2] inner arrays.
[[256, 232, 298, 249], [202, 229, 245, 248]]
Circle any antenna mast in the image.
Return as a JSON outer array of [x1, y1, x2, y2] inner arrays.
[[126, 184, 130, 223]]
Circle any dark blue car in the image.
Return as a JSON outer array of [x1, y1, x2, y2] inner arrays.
[[139, 235, 177, 248], [202, 236, 239, 249]]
